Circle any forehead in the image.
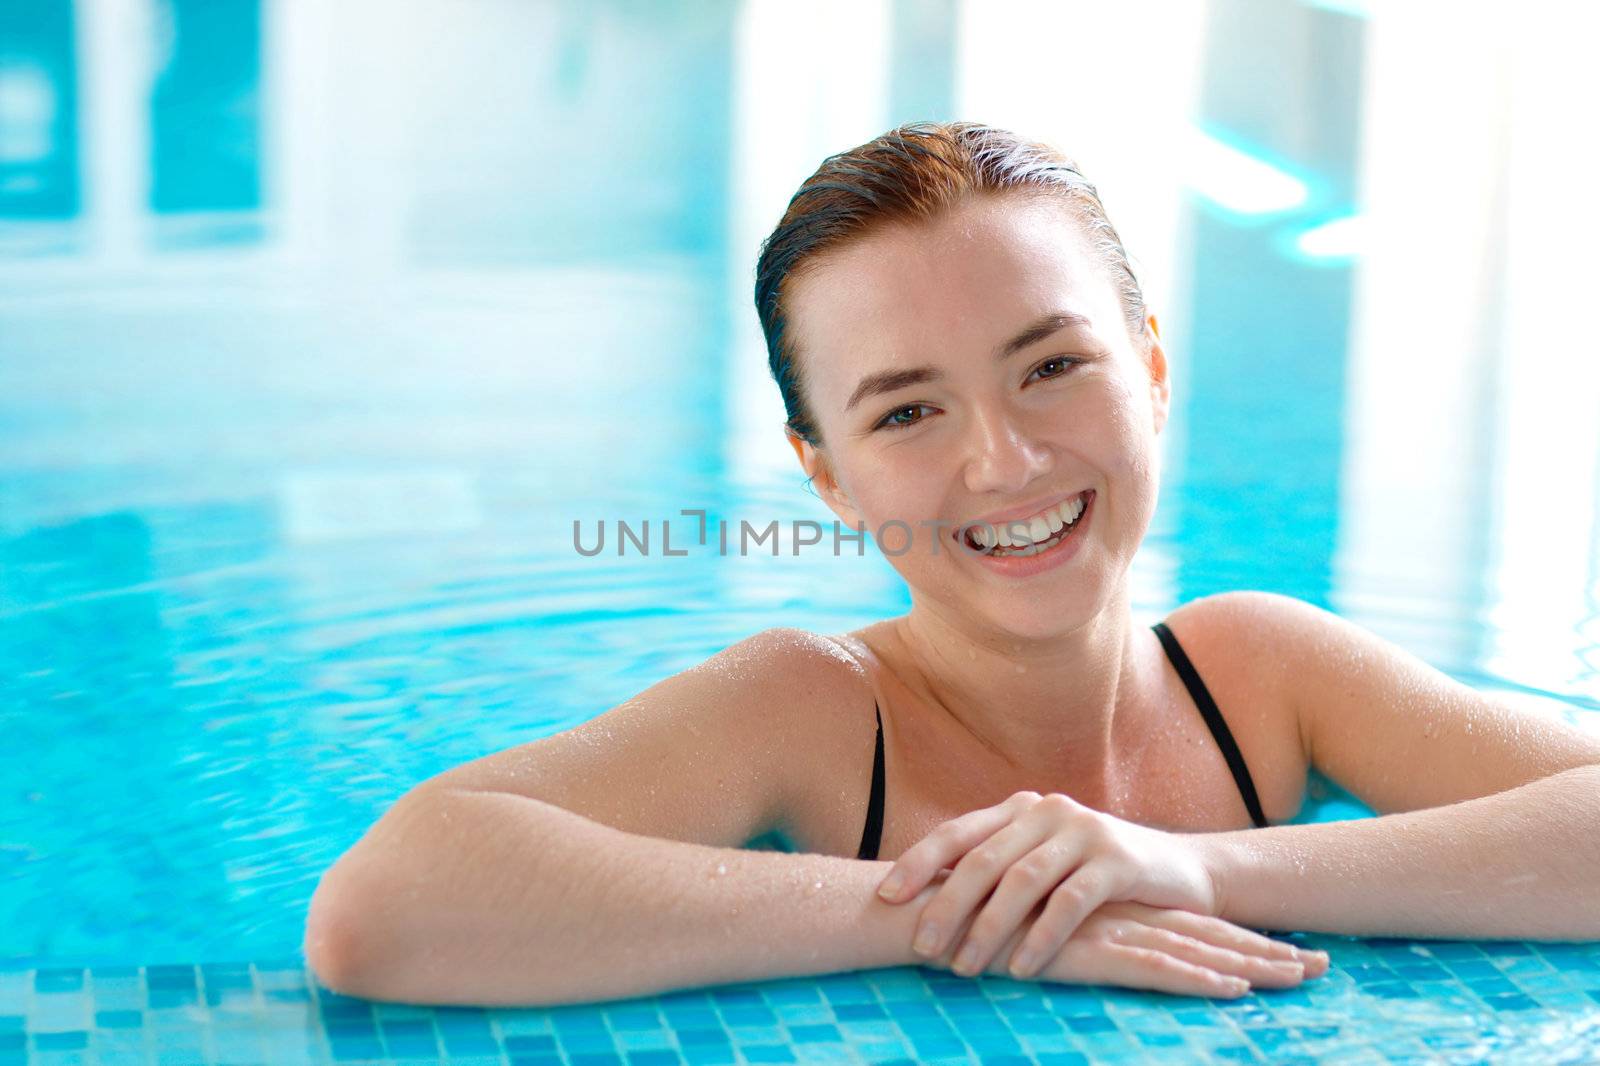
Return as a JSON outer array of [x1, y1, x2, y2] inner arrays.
[[785, 193, 1120, 400]]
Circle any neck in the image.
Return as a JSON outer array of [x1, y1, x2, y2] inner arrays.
[[889, 583, 1150, 786]]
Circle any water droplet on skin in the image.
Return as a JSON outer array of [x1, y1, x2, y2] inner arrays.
[[715, 863, 727, 876], [805, 880, 824, 897]]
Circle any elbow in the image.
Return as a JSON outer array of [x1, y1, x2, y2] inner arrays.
[[301, 788, 508, 1004], [304, 867, 378, 998]]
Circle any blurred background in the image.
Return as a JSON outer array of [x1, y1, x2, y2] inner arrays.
[[1, 0, 1597, 966]]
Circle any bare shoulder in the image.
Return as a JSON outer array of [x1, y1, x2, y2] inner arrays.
[[657, 625, 882, 846], [1174, 591, 1600, 813], [416, 625, 876, 851], [742, 627, 885, 852]]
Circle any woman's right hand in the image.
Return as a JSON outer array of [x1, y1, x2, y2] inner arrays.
[[937, 899, 1328, 997]]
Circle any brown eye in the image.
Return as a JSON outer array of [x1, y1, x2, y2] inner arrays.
[[877, 404, 933, 431], [1028, 357, 1080, 383]]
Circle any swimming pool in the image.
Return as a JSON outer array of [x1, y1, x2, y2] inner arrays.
[[5, 1, 1600, 1062]]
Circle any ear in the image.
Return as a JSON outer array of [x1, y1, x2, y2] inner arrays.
[[785, 428, 863, 527], [1143, 311, 1171, 435]]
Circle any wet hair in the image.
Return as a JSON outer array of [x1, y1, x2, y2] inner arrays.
[[754, 121, 1148, 447]]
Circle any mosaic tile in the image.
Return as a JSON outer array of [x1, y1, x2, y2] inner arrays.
[[5, 944, 1600, 1063]]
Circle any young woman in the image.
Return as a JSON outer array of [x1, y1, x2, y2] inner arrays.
[[303, 122, 1600, 1007]]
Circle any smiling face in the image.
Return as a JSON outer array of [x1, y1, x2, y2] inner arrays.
[[783, 191, 1171, 641]]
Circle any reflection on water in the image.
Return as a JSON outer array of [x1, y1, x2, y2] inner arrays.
[[1, 0, 1597, 991]]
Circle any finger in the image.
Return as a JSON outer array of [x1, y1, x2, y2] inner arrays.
[[945, 840, 1077, 976], [878, 793, 1036, 902], [911, 817, 1060, 962], [1116, 925, 1306, 989], [1135, 909, 1330, 977], [1088, 943, 1252, 999], [1003, 862, 1119, 978]]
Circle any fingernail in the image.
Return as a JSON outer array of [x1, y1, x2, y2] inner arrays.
[[913, 922, 939, 956], [1224, 977, 1250, 996], [1009, 949, 1037, 977], [954, 944, 980, 974], [878, 873, 904, 899]]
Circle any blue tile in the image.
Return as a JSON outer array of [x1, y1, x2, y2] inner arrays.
[[33, 1031, 88, 1050], [624, 1053, 683, 1065], [1343, 964, 1399, 985], [717, 1005, 775, 1026], [676, 1027, 730, 1047], [1466, 976, 1518, 996], [679, 1044, 737, 1065], [147, 989, 196, 1009], [740, 1045, 795, 1063], [0, 1019, 18, 1033], [509, 1055, 564, 1066], [786, 1024, 841, 1043], [0, 1035, 21, 1052], [1366, 982, 1419, 999], [381, 1018, 440, 1056], [1481, 993, 1537, 1011], [34, 970, 83, 993], [1064, 1015, 1115, 1034], [93, 1010, 141, 1029], [505, 1034, 559, 1053], [441, 1027, 501, 1054], [327, 1032, 383, 1060], [568, 1053, 625, 1066], [144, 966, 195, 990], [834, 1003, 887, 1022], [907, 1034, 967, 1056]]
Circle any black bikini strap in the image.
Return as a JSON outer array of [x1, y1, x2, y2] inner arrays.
[[856, 702, 886, 861], [1152, 621, 1269, 828]]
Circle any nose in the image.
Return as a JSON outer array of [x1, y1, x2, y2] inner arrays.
[[961, 403, 1053, 497]]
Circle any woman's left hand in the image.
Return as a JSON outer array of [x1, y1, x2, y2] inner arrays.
[[875, 790, 1222, 979]]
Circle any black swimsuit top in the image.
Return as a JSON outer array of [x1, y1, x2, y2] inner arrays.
[[855, 620, 1269, 861]]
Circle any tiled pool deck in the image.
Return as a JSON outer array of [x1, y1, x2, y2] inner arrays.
[[5, 935, 1600, 1064]]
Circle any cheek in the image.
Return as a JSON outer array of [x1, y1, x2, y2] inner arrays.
[[840, 449, 934, 523]]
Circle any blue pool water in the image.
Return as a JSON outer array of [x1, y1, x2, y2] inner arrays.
[[5, 1, 1600, 1063]]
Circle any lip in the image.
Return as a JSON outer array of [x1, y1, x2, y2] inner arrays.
[[958, 489, 1095, 578]]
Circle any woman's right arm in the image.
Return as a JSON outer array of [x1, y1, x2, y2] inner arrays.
[[304, 626, 922, 1004], [305, 786, 944, 1005]]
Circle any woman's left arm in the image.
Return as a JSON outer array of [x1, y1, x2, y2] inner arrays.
[[1192, 591, 1600, 941], [1192, 763, 1600, 940]]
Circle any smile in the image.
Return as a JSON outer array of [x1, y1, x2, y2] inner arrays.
[[962, 490, 1091, 555]]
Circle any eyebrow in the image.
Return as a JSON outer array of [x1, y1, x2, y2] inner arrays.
[[843, 311, 1095, 413]]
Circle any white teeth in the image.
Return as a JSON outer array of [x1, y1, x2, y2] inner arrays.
[[969, 492, 1088, 555]]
